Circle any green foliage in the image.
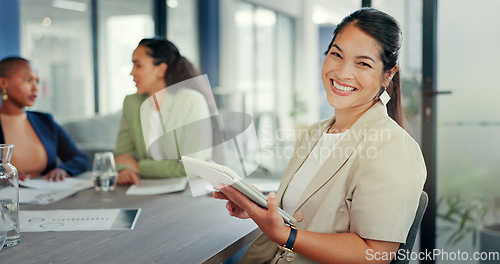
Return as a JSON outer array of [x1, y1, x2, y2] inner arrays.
[[401, 76, 421, 119], [290, 92, 307, 119], [437, 195, 488, 247]]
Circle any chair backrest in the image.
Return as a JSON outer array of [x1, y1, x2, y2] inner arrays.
[[62, 111, 122, 160], [390, 191, 429, 264]]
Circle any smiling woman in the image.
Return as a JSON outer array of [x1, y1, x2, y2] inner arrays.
[[322, 9, 403, 131], [322, 24, 396, 118], [214, 8, 426, 264], [0, 57, 88, 181]]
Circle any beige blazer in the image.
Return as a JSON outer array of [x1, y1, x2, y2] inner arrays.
[[240, 102, 427, 264]]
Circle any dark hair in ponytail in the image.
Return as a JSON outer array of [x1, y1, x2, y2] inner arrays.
[[326, 8, 405, 128], [138, 38, 199, 86], [138, 38, 226, 163]]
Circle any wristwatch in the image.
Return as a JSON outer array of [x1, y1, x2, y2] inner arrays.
[[279, 225, 298, 252]]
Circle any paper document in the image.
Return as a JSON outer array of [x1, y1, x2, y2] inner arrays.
[[20, 188, 82, 205], [20, 177, 93, 191], [20, 208, 141, 232], [126, 177, 188, 195], [19, 175, 94, 205]]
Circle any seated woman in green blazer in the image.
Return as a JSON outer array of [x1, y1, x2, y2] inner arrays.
[[115, 38, 214, 185], [215, 8, 426, 264]]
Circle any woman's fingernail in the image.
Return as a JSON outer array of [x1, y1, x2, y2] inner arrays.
[[268, 192, 276, 199], [217, 183, 225, 189]]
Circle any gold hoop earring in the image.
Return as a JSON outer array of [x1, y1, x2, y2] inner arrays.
[[1, 89, 8, 101]]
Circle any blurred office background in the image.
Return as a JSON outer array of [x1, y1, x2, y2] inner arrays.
[[1, 0, 499, 263]]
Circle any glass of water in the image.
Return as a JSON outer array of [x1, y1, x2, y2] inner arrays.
[[92, 152, 118, 192]]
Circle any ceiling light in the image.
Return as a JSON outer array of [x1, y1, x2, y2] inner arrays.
[[167, 0, 178, 8], [52, 0, 88, 12], [42, 17, 52, 27]]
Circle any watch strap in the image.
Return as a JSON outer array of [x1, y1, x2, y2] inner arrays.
[[280, 226, 297, 252]]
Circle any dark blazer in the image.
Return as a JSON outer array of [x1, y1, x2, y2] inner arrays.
[[0, 111, 89, 176]]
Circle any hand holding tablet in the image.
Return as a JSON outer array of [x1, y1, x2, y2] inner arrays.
[[181, 156, 296, 226]]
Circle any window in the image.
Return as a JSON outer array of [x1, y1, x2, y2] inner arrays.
[[219, 1, 295, 176], [166, 0, 199, 69], [372, 0, 423, 141], [435, 0, 500, 259], [98, 0, 154, 114], [20, 0, 200, 117], [20, 0, 94, 122]]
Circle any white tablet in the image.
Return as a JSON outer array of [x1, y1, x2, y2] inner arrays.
[[181, 156, 296, 226]]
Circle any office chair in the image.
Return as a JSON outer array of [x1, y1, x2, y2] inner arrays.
[[390, 191, 429, 264]]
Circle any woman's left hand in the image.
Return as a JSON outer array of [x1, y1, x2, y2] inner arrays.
[[18, 171, 32, 181], [218, 185, 290, 245], [43, 168, 69, 181]]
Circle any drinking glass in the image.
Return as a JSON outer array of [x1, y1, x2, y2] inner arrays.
[[92, 152, 118, 192]]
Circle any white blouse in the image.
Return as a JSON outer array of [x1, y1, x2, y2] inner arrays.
[[282, 130, 347, 214]]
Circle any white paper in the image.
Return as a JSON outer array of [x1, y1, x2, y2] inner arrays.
[[20, 177, 93, 191], [20, 209, 121, 232], [19, 188, 81, 205], [125, 177, 187, 195], [19, 176, 94, 205]]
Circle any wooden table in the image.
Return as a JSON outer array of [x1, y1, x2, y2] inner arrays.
[[0, 186, 261, 263]]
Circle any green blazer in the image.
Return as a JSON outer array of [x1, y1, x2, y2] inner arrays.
[[115, 90, 211, 178]]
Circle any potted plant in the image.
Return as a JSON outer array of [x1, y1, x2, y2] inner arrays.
[[437, 195, 487, 247], [437, 195, 500, 263], [478, 196, 500, 263]]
